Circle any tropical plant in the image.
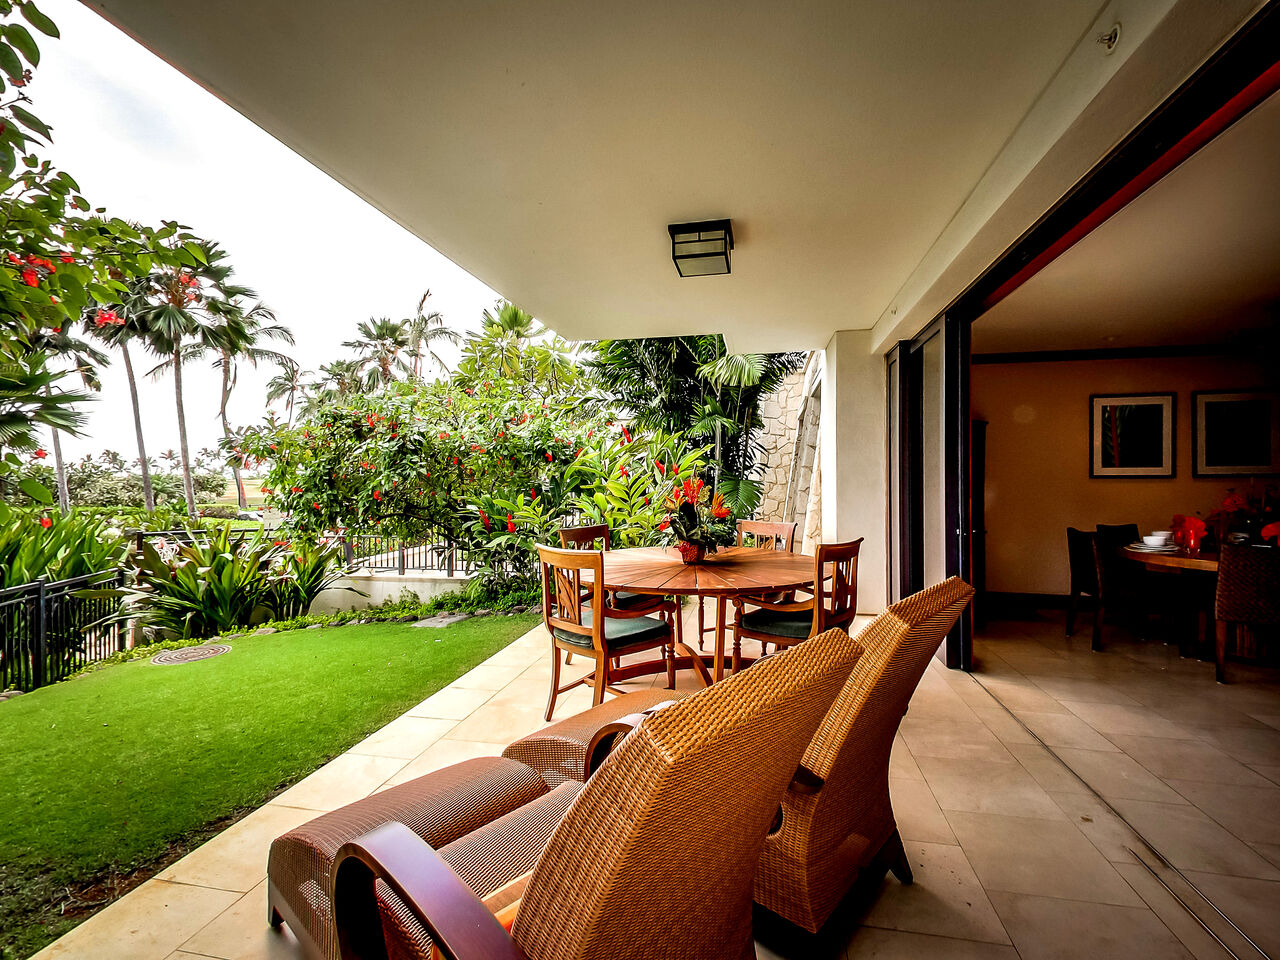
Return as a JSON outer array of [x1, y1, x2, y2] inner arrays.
[[267, 363, 308, 426], [27, 323, 106, 509], [0, 508, 128, 588], [662, 477, 735, 561], [453, 301, 582, 394], [404, 289, 459, 380], [586, 336, 805, 514], [90, 527, 355, 640]]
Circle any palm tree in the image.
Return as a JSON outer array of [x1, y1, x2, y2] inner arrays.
[[148, 247, 293, 510], [132, 240, 262, 516], [85, 294, 158, 510], [343, 317, 412, 390], [305, 359, 363, 412], [403, 290, 459, 381], [267, 365, 309, 426], [454, 300, 578, 392], [35, 326, 108, 510]]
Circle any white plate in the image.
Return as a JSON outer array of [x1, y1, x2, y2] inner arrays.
[[1127, 542, 1176, 553]]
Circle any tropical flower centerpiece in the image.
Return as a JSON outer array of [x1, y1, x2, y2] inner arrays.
[[662, 477, 734, 564]]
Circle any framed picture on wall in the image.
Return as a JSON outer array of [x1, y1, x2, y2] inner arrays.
[[1192, 390, 1280, 477], [1089, 393, 1176, 478]]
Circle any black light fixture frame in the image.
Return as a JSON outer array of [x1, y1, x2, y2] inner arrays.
[[667, 219, 734, 277]]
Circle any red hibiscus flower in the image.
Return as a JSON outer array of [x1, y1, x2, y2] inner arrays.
[[21, 269, 38, 286], [545, 451, 553, 462], [33, 448, 47, 459], [313, 502, 321, 510], [39, 516, 52, 529], [291, 486, 303, 493], [372, 490, 382, 500]]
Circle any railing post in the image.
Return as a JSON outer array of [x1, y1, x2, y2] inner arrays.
[[447, 542, 455, 578], [397, 541, 406, 576], [343, 538, 355, 565], [33, 578, 47, 690]]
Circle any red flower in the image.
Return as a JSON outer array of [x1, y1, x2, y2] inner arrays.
[[655, 461, 665, 475], [33, 448, 47, 459], [59, 254, 74, 264], [6, 253, 19, 264], [1262, 521, 1280, 543], [39, 517, 52, 529], [530, 488, 538, 499], [1221, 493, 1249, 512], [21, 269, 38, 286], [621, 425, 631, 444], [439, 432, 450, 440], [313, 502, 321, 509], [506, 513, 515, 533], [480, 510, 491, 530], [658, 519, 669, 531], [545, 451, 553, 462], [291, 486, 303, 493], [372, 490, 382, 500], [51, 327, 60, 333], [619, 465, 628, 478]]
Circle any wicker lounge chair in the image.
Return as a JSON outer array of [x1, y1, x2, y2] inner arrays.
[[504, 577, 974, 935], [328, 625, 865, 960]]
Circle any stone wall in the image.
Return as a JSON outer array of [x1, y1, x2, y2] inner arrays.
[[755, 356, 816, 523]]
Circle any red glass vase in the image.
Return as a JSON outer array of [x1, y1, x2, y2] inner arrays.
[[677, 541, 706, 565]]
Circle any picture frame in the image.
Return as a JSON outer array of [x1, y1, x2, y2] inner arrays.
[[1192, 389, 1280, 477], [1089, 393, 1176, 478]]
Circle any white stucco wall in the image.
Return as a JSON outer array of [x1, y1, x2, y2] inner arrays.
[[309, 570, 471, 613], [820, 330, 888, 613]]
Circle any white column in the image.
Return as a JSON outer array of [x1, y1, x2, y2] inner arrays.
[[820, 329, 887, 613]]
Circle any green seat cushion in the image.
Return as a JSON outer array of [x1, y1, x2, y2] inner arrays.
[[740, 607, 813, 640], [552, 611, 670, 650]]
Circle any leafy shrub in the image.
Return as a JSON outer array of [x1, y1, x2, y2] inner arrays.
[[0, 510, 129, 588], [90, 527, 357, 641]]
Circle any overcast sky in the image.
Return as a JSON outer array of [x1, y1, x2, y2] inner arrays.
[[35, 0, 500, 462]]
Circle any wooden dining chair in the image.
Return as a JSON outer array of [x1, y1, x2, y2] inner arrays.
[[1092, 522, 1144, 650], [1214, 543, 1280, 684], [730, 538, 862, 671], [1065, 527, 1099, 641], [720, 519, 799, 656], [538, 544, 676, 720]]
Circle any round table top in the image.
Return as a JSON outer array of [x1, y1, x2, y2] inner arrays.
[[1122, 546, 1219, 572], [593, 545, 819, 597]]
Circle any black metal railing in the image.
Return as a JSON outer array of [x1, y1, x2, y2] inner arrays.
[[338, 533, 478, 575], [131, 528, 262, 553], [0, 570, 126, 691]]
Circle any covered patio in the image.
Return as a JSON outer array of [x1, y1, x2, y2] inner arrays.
[[38, 602, 1280, 960]]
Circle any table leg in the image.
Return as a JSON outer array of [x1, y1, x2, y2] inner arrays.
[[715, 595, 727, 683]]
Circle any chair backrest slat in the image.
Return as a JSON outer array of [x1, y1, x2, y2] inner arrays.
[[736, 520, 797, 552], [539, 544, 604, 650], [559, 523, 611, 551]]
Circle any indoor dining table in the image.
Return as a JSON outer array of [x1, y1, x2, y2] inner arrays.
[[1121, 546, 1219, 658], [586, 545, 821, 683]]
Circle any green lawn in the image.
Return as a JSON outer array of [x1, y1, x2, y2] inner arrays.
[[0, 615, 538, 959]]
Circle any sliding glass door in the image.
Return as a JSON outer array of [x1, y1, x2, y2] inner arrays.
[[887, 315, 972, 668]]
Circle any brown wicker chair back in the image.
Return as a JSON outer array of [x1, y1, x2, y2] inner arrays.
[[539, 544, 605, 654], [736, 520, 797, 552], [559, 524, 611, 550], [1216, 543, 1280, 625], [755, 576, 974, 932], [812, 538, 863, 636], [510, 627, 865, 960]]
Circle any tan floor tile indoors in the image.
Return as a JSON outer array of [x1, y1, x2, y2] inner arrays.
[[32, 605, 1279, 959]]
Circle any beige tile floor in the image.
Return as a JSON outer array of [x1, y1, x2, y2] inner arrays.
[[32, 606, 1274, 960]]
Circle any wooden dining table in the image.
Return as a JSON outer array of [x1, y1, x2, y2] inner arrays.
[[586, 545, 820, 682], [1121, 546, 1219, 573]]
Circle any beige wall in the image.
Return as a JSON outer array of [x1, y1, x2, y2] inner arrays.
[[972, 354, 1267, 595], [821, 331, 888, 613]]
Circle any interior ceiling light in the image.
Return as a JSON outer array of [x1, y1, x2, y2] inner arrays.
[[668, 219, 733, 277]]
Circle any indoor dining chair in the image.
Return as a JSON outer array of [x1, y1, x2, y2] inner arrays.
[[1215, 542, 1280, 683]]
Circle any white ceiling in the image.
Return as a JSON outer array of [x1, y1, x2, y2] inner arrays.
[[85, 0, 1109, 350], [974, 88, 1280, 353]]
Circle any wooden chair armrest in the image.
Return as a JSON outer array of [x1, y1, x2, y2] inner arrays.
[[333, 821, 529, 960], [600, 600, 674, 621], [583, 701, 680, 777]]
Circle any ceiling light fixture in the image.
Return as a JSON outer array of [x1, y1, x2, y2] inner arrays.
[[668, 219, 733, 277]]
